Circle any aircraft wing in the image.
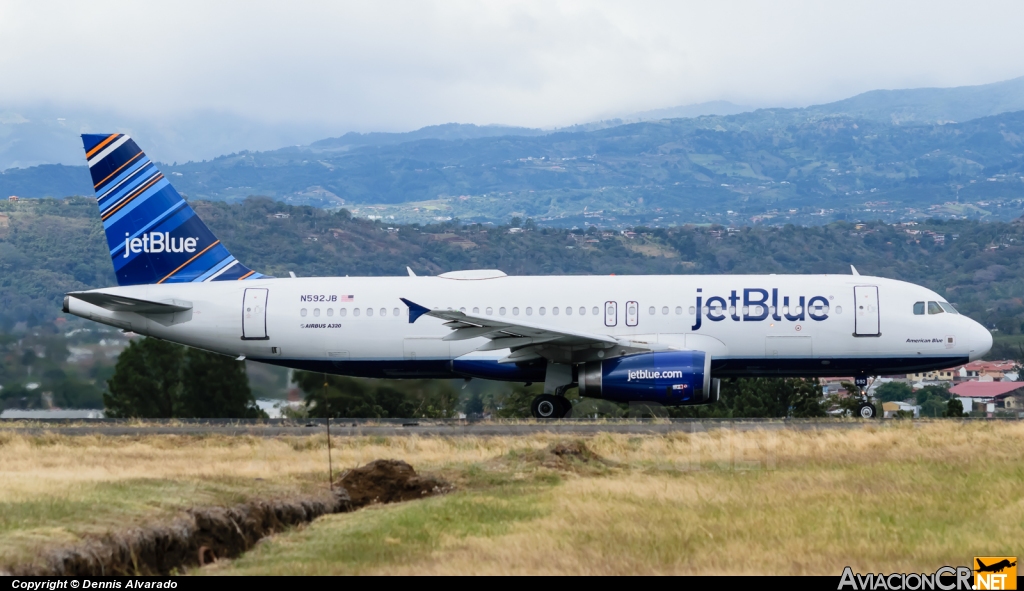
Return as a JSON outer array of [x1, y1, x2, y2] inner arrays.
[[67, 291, 193, 314], [401, 297, 636, 364]]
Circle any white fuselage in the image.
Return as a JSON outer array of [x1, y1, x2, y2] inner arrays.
[[66, 273, 992, 381]]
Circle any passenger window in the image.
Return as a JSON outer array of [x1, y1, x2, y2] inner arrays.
[[340, 308, 347, 317], [913, 302, 924, 315], [366, 308, 374, 317], [393, 308, 400, 317], [326, 308, 334, 317], [927, 301, 943, 315]]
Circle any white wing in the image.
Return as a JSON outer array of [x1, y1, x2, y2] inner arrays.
[[401, 298, 653, 364]]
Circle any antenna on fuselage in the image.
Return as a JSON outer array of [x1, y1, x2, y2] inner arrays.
[[850, 265, 860, 276], [289, 271, 297, 278], [407, 266, 417, 277]]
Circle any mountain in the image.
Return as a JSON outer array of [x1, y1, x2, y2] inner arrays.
[[302, 123, 546, 153], [806, 76, 1024, 124], [0, 106, 338, 170], [4, 77, 1024, 226], [621, 100, 754, 121], [7, 105, 1023, 225]]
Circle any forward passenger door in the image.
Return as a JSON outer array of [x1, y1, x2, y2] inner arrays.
[[853, 286, 880, 337]]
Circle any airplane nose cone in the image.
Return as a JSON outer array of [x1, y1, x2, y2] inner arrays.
[[969, 321, 993, 361]]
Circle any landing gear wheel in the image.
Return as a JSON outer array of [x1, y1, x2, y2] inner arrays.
[[856, 401, 877, 419], [532, 394, 567, 419]]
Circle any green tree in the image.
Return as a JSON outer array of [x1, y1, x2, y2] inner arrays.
[[105, 339, 258, 418], [789, 378, 828, 418], [178, 348, 264, 418], [943, 397, 968, 418], [294, 372, 458, 419], [50, 376, 104, 409], [105, 338, 184, 418], [0, 383, 37, 410], [915, 384, 951, 405], [875, 381, 913, 402]]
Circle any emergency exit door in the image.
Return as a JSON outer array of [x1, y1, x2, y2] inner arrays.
[[853, 285, 880, 337], [242, 288, 269, 340], [604, 301, 618, 327]]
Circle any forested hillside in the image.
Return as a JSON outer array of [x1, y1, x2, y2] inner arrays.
[[2, 197, 1024, 339]]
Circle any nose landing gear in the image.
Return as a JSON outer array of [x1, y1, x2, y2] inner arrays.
[[856, 401, 877, 419], [854, 375, 877, 419]]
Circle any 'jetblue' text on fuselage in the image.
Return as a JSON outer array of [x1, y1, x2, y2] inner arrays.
[[691, 288, 830, 331]]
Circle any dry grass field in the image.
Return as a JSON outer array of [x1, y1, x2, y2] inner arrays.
[[1, 422, 1022, 575]]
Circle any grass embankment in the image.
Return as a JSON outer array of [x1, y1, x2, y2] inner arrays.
[[208, 423, 1024, 575], [2, 423, 1023, 575]]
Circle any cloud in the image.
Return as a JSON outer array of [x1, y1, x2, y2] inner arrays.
[[1, 0, 1023, 131]]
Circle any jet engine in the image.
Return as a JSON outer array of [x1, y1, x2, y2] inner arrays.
[[577, 350, 719, 404]]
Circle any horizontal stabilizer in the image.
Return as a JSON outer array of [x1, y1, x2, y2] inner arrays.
[[67, 291, 192, 314]]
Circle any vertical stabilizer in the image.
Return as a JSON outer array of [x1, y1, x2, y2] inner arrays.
[[82, 134, 265, 286]]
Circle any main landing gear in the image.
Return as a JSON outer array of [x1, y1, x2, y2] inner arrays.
[[531, 389, 573, 419]]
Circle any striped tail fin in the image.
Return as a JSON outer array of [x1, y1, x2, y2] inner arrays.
[[82, 134, 266, 286]]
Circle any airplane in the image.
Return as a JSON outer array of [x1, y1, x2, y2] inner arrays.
[[63, 134, 994, 418], [976, 559, 1016, 573]]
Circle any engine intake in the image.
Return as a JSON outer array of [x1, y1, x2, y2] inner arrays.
[[578, 350, 719, 404]]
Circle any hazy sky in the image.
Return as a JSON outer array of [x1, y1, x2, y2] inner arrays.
[[2, 0, 1024, 131]]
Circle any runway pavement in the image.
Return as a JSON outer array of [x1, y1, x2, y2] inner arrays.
[[0, 417, 966, 437]]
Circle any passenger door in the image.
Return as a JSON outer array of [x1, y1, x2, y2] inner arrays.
[[242, 288, 269, 340], [853, 285, 880, 337]]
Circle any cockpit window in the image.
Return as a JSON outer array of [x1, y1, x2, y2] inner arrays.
[[913, 302, 925, 315], [927, 301, 944, 315], [939, 302, 959, 315]]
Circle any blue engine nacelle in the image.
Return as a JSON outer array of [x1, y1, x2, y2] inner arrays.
[[577, 351, 719, 404]]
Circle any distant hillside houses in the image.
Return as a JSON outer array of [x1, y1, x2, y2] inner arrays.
[[903, 360, 1021, 417], [820, 359, 1022, 417]]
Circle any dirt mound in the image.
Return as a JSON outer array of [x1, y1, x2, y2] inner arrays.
[[512, 440, 615, 472], [336, 459, 451, 507]]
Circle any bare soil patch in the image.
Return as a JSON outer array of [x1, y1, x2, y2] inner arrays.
[[336, 459, 452, 506]]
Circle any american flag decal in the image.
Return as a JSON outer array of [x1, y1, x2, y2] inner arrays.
[[340, 295, 354, 302]]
